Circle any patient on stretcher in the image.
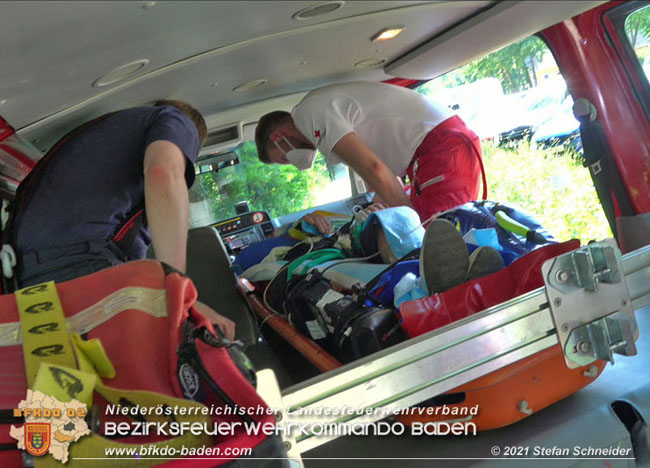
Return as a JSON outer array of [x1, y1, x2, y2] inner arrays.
[[236, 203, 506, 302], [236, 201, 558, 363]]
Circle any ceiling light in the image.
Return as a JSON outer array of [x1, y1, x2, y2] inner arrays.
[[371, 26, 405, 42], [92, 59, 149, 87], [293, 1, 344, 20], [354, 58, 386, 68], [232, 79, 268, 92]]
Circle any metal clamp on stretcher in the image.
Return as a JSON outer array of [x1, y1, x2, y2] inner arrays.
[[543, 239, 638, 368], [255, 240, 650, 455]]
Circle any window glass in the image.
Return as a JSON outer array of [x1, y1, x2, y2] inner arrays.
[[416, 36, 611, 243], [624, 5, 650, 79], [188, 141, 351, 227]]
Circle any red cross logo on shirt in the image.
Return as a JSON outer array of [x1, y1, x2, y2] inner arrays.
[[314, 130, 321, 139]]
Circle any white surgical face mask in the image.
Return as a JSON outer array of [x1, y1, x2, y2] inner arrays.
[[274, 137, 317, 171]]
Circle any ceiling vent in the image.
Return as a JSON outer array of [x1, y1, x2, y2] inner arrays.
[[232, 79, 268, 92], [354, 58, 387, 68], [293, 1, 344, 20], [199, 122, 243, 157], [92, 59, 149, 87]]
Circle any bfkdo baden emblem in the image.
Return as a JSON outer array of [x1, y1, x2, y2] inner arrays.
[[25, 423, 51, 456]]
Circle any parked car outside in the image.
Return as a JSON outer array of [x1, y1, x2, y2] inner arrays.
[[531, 95, 582, 154], [497, 78, 571, 147]]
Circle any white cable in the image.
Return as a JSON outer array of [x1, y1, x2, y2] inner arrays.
[[258, 313, 274, 330], [260, 235, 316, 328]]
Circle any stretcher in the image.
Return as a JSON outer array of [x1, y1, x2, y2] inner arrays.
[[245, 239, 650, 457]]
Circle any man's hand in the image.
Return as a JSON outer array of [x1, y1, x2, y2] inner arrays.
[[301, 212, 332, 235], [353, 202, 386, 224], [362, 202, 386, 216], [194, 300, 236, 341]]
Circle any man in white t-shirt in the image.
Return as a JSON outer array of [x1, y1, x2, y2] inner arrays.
[[254, 81, 487, 222]]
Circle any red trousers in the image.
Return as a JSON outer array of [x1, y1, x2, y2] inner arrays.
[[407, 115, 487, 222]]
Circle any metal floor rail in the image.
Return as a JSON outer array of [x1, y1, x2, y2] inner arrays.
[[279, 242, 650, 454]]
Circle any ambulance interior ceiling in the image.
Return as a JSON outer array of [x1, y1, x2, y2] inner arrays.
[[1, 1, 604, 153]]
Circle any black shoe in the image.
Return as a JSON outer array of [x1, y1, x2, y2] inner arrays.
[[465, 246, 504, 281], [419, 219, 469, 294]]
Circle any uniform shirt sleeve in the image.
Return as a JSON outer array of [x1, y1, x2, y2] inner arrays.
[[292, 92, 360, 162], [145, 105, 201, 188]]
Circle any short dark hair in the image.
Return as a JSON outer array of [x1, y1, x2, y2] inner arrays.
[[255, 110, 292, 163], [155, 100, 208, 147]]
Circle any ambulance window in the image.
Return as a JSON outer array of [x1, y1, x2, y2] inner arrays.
[[606, 2, 650, 124], [415, 35, 611, 244], [623, 5, 650, 80], [188, 141, 351, 227]]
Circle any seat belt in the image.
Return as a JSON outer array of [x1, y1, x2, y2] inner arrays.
[[573, 98, 635, 238]]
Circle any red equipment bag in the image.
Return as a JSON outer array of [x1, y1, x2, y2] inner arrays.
[[399, 240, 581, 336], [0, 260, 286, 467], [396, 239, 607, 430]]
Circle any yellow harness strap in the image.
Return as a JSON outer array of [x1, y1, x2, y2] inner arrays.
[[15, 282, 77, 387]]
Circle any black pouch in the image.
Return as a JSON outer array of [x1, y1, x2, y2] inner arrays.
[[283, 271, 341, 347], [325, 298, 406, 363], [323, 295, 368, 362], [282, 265, 408, 363], [349, 307, 407, 358]]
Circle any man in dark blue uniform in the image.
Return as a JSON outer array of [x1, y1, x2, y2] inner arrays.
[[10, 100, 234, 338]]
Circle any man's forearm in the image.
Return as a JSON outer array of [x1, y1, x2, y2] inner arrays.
[[144, 141, 190, 273], [145, 166, 189, 272], [363, 163, 412, 208], [332, 133, 412, 209]]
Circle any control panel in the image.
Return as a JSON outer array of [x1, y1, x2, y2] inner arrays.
[[212, 194, 374, 254], [212, 211, 274, 253]]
